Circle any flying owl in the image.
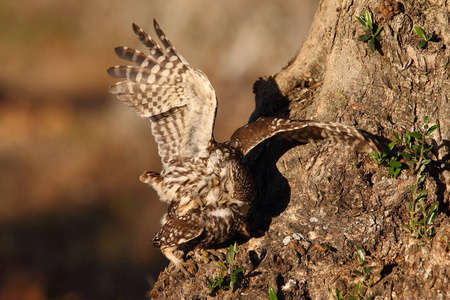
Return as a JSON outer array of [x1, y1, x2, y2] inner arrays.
[[107, 20, 381, 274]]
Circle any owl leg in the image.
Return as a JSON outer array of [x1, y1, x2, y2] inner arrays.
[[161, 246, 197, 277]]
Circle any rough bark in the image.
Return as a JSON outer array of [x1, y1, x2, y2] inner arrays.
[[151, 0, 450, 299]]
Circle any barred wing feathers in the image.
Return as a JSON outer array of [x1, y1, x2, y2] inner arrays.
[[230, 117, 382, 156], [107, 20, 217, 164]]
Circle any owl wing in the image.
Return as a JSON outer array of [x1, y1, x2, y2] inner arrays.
[[107, 20, 217, 165], [230, 117, 382, 156]]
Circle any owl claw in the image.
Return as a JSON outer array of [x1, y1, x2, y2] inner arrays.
[[207, 249, 226, 262], [162, 246, 197, 276], [178, 197, 205, 216], [190, 249, 225, 263], [174, 261, 198, 277], [190, 249, 210, 264]]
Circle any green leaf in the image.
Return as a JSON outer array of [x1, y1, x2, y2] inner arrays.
[[426, 33, 433, 40], [335, 288, 343, 300], [353, 270, 364, 276], [419, 163, 427, 173], [356, 246, 366, 265], [357, 34, 372, 42], [230, 274, 236, 291], [216, 277, 224, 287], [369, 152, 380, 163], [388, 167, 394, 176], [233, 267, 244, 275], [406, 201, 413, 212], [417, 174, 426, 185], [233, 241, 239, 253], [393, 131, 402, 144], [356, 16, 366, 27], [412, 144, 421, 154], [388, 140, 397, 150], [369, 38, 375, 52], [429, 202, 439, 212], [207, 278, 214, 290], [226, 250, 235, 266], [365, 10, 373, 30], [400, 151, 412, 158], [388, 167, 400, 178], [406, 159, 416, 165], [411, 184, 417, 196], [424, 116, 429, 125], [428, 228, 437, 237], [416, 189, 428, 199], [375, 34, 382, 41], [414, 26, 427, 40], [355, 280, 361, 294], [421, 158, 431, 165], [409, 131, 423, 140], [389, 160, 402, 168], [269, 286, 278, 300], [364, 266, 376, 273], [418, 40, 428, 48], [426, 124, 438, 136], [426, 211, 436, 225], [423, 144, 434, 153], [217, 262, 227, 270], [402, 226, 412, 233], [374, 25, 383, 36]]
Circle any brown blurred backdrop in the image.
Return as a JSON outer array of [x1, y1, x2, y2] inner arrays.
[[0, 1, 319, 299]]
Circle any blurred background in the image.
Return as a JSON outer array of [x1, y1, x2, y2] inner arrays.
[[0, 0, 319, 299]]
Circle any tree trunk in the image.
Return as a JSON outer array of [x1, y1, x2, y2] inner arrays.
[[151, 0, 450, 299]]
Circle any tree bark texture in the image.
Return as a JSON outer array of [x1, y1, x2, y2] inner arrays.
[[151, 0, 450, 299]]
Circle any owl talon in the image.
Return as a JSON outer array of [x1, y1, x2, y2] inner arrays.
[[174, 261, 198, 277], [191, 249, 225, 263], [208, 249, 226, 261], [178, 197, 206, 216], [191, 249, 210, 264], [161, 246, 198, 276]]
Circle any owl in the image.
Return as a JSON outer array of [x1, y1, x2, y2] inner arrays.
[[107, 20, 381, 274]]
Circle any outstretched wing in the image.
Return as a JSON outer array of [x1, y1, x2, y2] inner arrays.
[[107, 20, 217, 165], [230, 117, 382, 156]]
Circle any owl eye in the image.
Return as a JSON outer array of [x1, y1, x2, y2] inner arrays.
[[196, 183, 209, 194], [223, 178, 234, 193]]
